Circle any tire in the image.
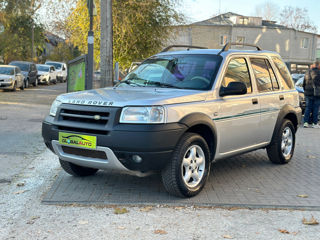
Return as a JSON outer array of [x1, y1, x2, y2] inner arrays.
[[161, 133, 210, 197], [267, 119, 295, 164], [25, 78, 29, 88], [11, 81, 17, 92], [20, 82, 24, 90], [59, 159, 98, 177], [33, 78, 38, 87]]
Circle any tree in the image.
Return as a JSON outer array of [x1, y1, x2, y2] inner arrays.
[[0, 0, 45, 63], [279, 6, 317, 33], [47, 42, 81, 62], [254, 1, 279, 21], [65, 0, 183, 69]]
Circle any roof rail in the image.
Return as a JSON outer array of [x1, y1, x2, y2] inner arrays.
[[161, 45, 207, 53], [218, 42, 262, 55]]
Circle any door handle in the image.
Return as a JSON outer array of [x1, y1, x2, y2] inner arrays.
[[252, 98, 258, 104], [279, 95, 284, 100]]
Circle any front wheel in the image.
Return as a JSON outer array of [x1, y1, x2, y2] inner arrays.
[[11, 81, 17, 91], [267, 119, 295, 164], [161, 133, 210, 197], [59, 159, 98, 177]]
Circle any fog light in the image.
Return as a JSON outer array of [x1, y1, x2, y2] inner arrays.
[[132, 155, 142, 163]]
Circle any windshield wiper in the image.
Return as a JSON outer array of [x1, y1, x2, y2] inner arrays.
[[120, 80, 145, 87], [147, 81, 182, 89]]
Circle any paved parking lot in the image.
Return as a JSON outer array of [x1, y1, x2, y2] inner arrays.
[[43, 128, 320, 209]]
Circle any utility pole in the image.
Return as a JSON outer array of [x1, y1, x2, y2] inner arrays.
[[87, 0, 94, 90], [31, 23, 34, 60], [100, 0, 113, 87]]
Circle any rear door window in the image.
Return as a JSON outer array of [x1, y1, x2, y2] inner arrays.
[[250, 58, 273, 92]]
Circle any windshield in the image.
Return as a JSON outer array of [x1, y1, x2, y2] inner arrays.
[[37, 65, 50, 72], [118, 54, 222, 90], [10, 62, 28, 71], [0, 67, 14, 75], [46, 62, 62, 70]]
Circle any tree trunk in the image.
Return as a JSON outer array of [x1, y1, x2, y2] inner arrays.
[[100, 0, 113, 87]]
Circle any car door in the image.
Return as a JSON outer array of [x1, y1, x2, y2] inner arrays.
[[215, 57, 261, 155], [249, 57, 281, 143]]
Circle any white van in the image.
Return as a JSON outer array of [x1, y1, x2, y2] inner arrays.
[[45, 61, 67, 83]]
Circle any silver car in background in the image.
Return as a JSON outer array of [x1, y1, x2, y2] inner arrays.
[[0, 65, 24, 91]]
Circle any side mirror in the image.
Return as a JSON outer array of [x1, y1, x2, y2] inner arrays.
[[220, 81, 247, 97]]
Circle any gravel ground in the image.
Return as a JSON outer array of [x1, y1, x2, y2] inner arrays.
[[0, 150, 320, 240]]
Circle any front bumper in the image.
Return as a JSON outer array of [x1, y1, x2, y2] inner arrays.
[[0, 81, 14, 89], [42, 115, 187, 173]]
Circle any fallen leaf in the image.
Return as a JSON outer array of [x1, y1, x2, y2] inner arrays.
[[302, 216, 319, 225], [292, 231, 299, 236], [154, 229, 167, 235], [278, 229, 290, 234], [16, 182, 25, 187], [297, 194, 308, 198], [117, 226, 125, 230], [14, 190, 27, 194], [26, 216, 40, 225], [78, 220, 88, 225], [307, 155, 316, 159], [222, 235, 233, 239], [114, 208, 129, 214], [140, 206, 153, 212]]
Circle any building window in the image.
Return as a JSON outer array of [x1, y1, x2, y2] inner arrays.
[[236, 36, 245, 46], [239, 17, 248, 25], [301, 38, 309, 49], [220, 35, 228, 46]]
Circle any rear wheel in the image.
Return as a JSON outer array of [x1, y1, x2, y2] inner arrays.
[[59, 159, 98, 177], [33, 78, 38, 87], [267, 119, 295, 164], [161, 133, 210, 197], [24, 78, 29, 88]]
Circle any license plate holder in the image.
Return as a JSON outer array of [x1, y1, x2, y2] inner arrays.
[[59, 132, 97, 149]]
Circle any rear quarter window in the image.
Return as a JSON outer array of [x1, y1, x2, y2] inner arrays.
[[271, 57, 294, 90]]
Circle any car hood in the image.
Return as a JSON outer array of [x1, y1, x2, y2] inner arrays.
[[0, 74, 13, 80], [57, 86, 208, 107]]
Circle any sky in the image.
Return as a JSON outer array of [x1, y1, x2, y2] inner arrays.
[[179, 0, 320, 33]]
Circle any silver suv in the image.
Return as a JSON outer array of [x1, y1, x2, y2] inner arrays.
[[42, 43, 301, 197]]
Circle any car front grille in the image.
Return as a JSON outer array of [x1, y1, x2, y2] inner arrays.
[[56, 104, 120, 135]]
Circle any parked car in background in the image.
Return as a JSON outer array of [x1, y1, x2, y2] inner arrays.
[[9, 61, 38, 88], [291, 73, 304, 83], [0, 65, 24, 91], [36, 64, 57, 85], [45, 61, 67, 82], [295, 77, 306, 113]]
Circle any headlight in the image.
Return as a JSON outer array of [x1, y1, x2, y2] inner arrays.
[[120, 106, 165, 124], [49, 99, 62, 117]]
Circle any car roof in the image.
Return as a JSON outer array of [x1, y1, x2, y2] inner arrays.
[[0, 65, 15, 68], [45, 61, 64, 64], [9, 61, 33, 64], [37, 64, 51, 67]]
